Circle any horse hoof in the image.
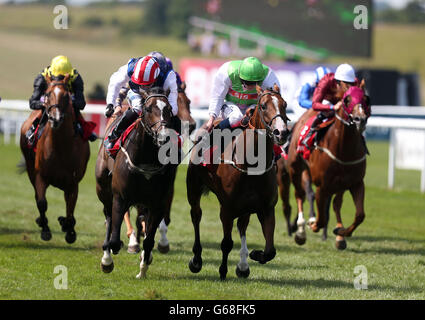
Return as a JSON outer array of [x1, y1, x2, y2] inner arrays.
[[294, 233, 306, 245], [335, 239, 347, 250], [333, 227, 344, 236], [249, 249, 266, 264], [65, 231, 76, 244], [127, 244, 141, 254], [235, 266, 250, 279], [41, 230, 52, 241], [101, 262, 114, 273], [157, 243, 170, 254], [188, 257, 202, 273]]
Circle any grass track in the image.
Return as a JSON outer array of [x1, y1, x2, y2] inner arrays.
[[0, 138, 424, 300]]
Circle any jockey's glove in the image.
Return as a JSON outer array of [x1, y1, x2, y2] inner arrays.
[[105, 104, 114, 118]]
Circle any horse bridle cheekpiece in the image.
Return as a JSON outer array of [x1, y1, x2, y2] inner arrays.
[[256, 91, 288, 137], [139, 93, 170, 142]]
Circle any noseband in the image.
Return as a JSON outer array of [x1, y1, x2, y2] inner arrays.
[[45, 82, 69, 124]]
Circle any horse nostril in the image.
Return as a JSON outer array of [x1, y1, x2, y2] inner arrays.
[[273, 129, 280, 136]]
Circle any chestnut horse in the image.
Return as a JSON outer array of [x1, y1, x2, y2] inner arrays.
[[125, 81, 197, 254], [186, 85, 290, 280], [95, 87, 179, 278], [19, 74, 90, 243], [286, 85, 369, 250]]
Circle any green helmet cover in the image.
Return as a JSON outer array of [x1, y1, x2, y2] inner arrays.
[[239, 57, 266, 82]]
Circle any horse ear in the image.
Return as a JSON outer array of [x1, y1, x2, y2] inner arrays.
[[45, 74, 52, 85], [360, 78, 366, 89], [256, 84, 263, 95], [273, 83, 280, 93], [166, 88, 171, 97], [139, 88, 148, 99], [181, 81, 186, 91], [343, 94, 352, 107]]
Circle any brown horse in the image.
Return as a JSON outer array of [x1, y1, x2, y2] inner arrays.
[[95, 87, 179, 278], [19, 74, 90, 243], [186, 84, 290, 280], [286, 85, 369, 250], [276, 157, 318, 242], [123, 81, 197, 254]]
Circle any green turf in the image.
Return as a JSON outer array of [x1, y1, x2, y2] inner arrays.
[[0, 138, 424, 300]]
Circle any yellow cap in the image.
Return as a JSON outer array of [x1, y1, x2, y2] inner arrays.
[[49, 55, 73, 77]]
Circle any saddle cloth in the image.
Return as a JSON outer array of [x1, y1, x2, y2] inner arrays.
[[104, 122, 137, 159]]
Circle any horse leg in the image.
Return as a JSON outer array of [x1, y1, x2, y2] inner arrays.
[[219, 206, 234, 280], [236, 214, 251, 278], [59, 185, 78, 244], [157, 188, 173, 254], [332, 192, 347, 250], [334, 181, 365, 238], [136, 209, 163, 279], [125, 209, 141, 254], [187, 167, 204, 274], [321, 195, 332, 241], [109, 194, 127, 255], [291, 169, 307, 245], [101, 205, 114, 273], [249, 208, 276, 264], [303, 170, 316, 227], [278, 168, 292, 237], [311, 186, 331, 233], [34, 175, 51, 241]]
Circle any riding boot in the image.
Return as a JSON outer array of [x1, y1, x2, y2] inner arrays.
[[26, 117, 40, 147], [302, 114, 323, 149], [104, 108, 139, 150]]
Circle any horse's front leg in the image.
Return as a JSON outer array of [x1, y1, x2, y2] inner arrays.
[[157, 188, 173, 254], [236, 215, 250, 278], [334, 181, 365, 238], [250, 207, 276, 265], [101, 210, 114, 273], [109, 194, 127, 255], [332, 192, 347, 250], [290, 167, 307, 245], [59, 185, 78, 244], [219, 206, 234, 280], [136, 209, 163, 279], [34, 174, 51, 241], [311, 186, 331, 234]]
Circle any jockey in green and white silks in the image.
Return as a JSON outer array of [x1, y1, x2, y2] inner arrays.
[[205, 57, 281, 131]]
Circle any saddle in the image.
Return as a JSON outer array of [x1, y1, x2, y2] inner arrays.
[[297, 115, 335, 160], [104, 121, 137, 159]]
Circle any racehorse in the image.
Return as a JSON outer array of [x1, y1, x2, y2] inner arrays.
[[19, 74, 90, 243], [276, 158, 318, 243], [286, 85, 369, 250], [95, 87, 179, 278], [186, 84, 290, 280], [124, 81, 196, 254]]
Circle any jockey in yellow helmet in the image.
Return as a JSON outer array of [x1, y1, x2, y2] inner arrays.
[[26, 55, 97, 145]]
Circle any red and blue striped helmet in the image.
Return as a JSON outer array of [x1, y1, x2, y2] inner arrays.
[[131, 56, 160, 86]]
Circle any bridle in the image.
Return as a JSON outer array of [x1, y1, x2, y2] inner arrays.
[[138, 93, 171, 145], [249, 91, 289, 138], [45, 82, 70, 125]]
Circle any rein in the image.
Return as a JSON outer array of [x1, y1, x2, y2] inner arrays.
[[314, 144, 366, 166]]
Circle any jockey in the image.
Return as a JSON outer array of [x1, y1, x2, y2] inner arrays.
[[292, 66, 331, 120], [27, 55, 97, 144], [205, 57, 281, 132], [301, 63, 362, 149], [103, 53, 179, 151]]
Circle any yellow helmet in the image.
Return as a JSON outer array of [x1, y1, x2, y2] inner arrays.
[[49, 55, 73, 77]]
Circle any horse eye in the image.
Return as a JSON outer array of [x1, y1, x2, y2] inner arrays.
[[261, 104, 267, 110]]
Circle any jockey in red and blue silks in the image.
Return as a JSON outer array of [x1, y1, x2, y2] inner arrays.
[[292, 66, 331, 121], [104, 53, 179, 151]]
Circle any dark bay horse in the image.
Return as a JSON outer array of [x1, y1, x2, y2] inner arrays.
[[124, 81, 196, 254], [95, 87, 179, 278], [286, 85, 369, 250], [186, 84, 289, 280], [19, 74, 90, 243]]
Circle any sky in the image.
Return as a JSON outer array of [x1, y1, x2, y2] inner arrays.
[[0, 0, 416, 8]]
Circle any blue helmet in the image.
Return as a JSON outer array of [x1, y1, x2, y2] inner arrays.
[[315, 66, 331, 83]]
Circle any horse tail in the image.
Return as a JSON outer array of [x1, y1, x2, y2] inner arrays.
[[16, 156, 27, 174]]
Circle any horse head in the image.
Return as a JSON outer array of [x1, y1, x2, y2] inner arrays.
[[253, 84, 290, 145], [45, 74, 72, 130], [338, 85, 369, 132], [177, 81, 196, 134], [139, 87, 173, 147]]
